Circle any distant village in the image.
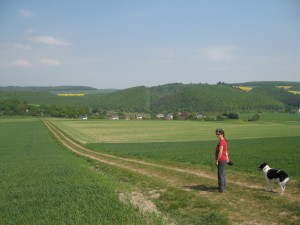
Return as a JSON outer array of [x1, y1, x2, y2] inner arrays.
[[80, 112, 205, 121]]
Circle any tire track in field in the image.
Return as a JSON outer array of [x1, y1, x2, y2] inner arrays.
[[45, 120, 172, 180], [44, 120, 300, 203], [44, 120, 300, 225], [44, 120, 263, 190]]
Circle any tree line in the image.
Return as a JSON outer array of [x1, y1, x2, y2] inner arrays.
[[0, 99, 90, 118]]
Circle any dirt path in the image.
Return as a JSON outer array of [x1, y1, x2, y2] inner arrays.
[[44, 120, 300, 225]]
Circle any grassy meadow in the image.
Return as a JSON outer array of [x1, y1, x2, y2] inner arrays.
[[0, 118, 164, 225], [51, 113, 300, 180], [2, 113, 300, 224], [50, 114, 300, 224], [84, 136, 300, 179], [51, 114, 300, 143]]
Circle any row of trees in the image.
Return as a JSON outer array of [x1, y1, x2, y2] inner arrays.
[[0, 99, 243, 122], [0, 99, 90, 118]]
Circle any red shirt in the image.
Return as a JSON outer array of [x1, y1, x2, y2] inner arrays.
[[215, 139, 228, 161]]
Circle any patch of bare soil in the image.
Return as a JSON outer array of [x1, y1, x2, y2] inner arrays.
[[119, 190, 175, 225], [119, 192, 159, 214]]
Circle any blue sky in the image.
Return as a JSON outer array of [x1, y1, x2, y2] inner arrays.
[[1, 0, 299, 89]]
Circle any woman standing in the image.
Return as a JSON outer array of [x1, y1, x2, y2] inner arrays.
[[215, 128, 229, 193]]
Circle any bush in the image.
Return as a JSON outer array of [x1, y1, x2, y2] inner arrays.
[[248, 113, 260, 121]]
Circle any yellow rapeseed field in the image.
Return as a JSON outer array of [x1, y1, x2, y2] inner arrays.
[[275, 86, 293, 89], [57, 93, 85, 96], [233, 86, 253, 92], [288, 90, 300, 95]]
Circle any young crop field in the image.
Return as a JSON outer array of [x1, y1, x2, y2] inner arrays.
[[2, 115, 300, 224], [50, 116, 300, 180], [48, 115, 300, 224], [239, 112, 300, 122], [0, 118, 164, 225], [51, 115, 300, 143], [85, 136, 300, 179]]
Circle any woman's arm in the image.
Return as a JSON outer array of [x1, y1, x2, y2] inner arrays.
[[216, 146, 223, 165]]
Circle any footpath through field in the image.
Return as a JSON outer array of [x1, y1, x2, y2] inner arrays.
[[44, 119, 300, 225]]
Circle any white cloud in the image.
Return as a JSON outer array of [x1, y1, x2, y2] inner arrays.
[[12, 59, 33, 67], [202, 46, 235, 62], [20, 9, 33, 18], [14, 44, 32, 50], [40, 58, 61, 66], [31, 36, 71, 46]]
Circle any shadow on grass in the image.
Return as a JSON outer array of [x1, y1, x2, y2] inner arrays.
[[183, 185, 219, 192]]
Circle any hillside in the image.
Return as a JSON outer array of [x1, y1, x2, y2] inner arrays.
[[232, 81, 300, 90], [149, 83, 285, 113], [1, 82, 300, 114], [232, 81, 300, 110]]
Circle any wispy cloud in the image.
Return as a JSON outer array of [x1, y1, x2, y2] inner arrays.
[[20, 9, 34, 18], [31, 36, 71, 46], [202, 46, 235, 62], [40, 58, 61, 66], [12, 59, 33, 67], [14, 44, 32, 50]]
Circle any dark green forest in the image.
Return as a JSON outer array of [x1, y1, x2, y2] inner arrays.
[[0, 82, 300, 118]]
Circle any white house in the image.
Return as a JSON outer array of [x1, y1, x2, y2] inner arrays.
[[195, 114, 204, 119], [79, 115, 88, 120], [136, 114, 143, 120], [110, 114, 119, 120], [156, 113, 164, 119], [166, 113, 173, 120]]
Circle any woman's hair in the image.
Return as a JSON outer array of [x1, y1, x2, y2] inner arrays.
[[216, 128, 227, 141]]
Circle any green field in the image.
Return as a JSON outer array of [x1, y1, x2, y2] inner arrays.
[[84, 136, 300, 179], [0, 118, 164, 225], [51, 116, 300, 180], [239, 112, 300, 122], [2, 115, 300, 224], [51, 115, 300, 143]]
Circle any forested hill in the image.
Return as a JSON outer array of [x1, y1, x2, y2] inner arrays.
[[2, 82, 300, 113], [149, 83, 285, 113]]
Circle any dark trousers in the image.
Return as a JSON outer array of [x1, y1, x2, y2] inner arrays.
[[218, 160, 227, 192]]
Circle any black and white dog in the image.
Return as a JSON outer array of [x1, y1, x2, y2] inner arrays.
[[258, 163, 289, 194]]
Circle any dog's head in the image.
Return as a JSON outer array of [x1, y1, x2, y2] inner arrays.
[[258, 163, 268, 170]]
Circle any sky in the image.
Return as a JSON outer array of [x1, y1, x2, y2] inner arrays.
[[1, 0, 300, 89]]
